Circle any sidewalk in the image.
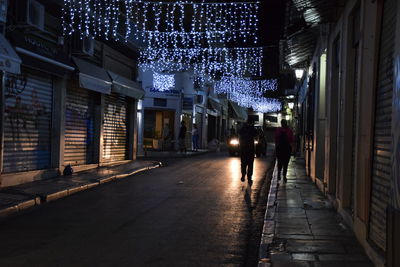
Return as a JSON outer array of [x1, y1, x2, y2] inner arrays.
[[0, 160, 161, 219], [259, 157, 374, 267]]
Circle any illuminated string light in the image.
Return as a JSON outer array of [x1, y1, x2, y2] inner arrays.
[[229, 92, 281, 113], [215, 77, 277, 96], [215, 76, 280, 112], [139, 47, 264, 79], [153, 72, 175, 92], [62, 0, 260, 44], [62, 0, 266, 90]]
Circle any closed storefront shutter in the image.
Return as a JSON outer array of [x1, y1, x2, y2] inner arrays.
[[64, 84, 95, 166], [369, 0, 397, 252], [103, 93, 128, 161], [3, 69, 53, 173]]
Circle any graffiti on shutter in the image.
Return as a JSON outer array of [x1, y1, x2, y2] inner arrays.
[[64, 84, 95, 166], [3, 69, 52, 173], [369, 0, 397, 252], [103, 93, 128, 161]]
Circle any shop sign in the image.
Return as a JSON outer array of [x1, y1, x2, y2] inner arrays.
[[148, 87, 180, 96]]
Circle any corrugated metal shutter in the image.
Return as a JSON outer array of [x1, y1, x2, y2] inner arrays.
[[3, 69, 53, 173], [369, 0, 397, 252], [103, 93, 128, 161], [64, 84, 95, 166]]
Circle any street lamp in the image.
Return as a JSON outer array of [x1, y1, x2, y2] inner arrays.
[[295, 69, 304, 80]]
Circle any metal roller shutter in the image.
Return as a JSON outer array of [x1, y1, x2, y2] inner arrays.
[[64, 84, 95, 166], [369, 0, 397, 252], [103, 93, 128, 161], [3, 69, 53, 173]]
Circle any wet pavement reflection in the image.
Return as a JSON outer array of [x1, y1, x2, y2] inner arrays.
[[0, 152, 274, 267]]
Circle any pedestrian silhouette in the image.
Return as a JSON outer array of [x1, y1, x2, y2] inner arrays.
[[178, 121, 187, 153], [192, 123, 199, 151], [239, 118, 257, 185], [275, 119, 294, 182]]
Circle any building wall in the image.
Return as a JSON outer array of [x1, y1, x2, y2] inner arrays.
[[300, 0, 392, 265], [0, 1, 141, 187]]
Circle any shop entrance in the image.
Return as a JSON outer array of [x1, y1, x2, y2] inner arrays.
[[144, 109, 175, 150]]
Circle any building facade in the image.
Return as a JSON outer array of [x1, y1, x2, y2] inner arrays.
[[0, 0, 143, 187], [282, 0, 400, 266]]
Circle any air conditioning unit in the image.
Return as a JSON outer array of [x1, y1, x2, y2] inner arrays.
[[74, 35, 95, 56], [16, 0, 45, 31]]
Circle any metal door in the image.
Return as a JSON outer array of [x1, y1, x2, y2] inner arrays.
[[369, 0, 397, 252], [64, 83, 95, 166], [103, 93, 128, 162], [3, 69, 52, 173]]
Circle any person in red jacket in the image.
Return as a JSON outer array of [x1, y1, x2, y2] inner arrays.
[[275, 119, 294, 182]]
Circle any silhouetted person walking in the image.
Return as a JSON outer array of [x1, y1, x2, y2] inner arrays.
[[275, 119, 294, 182], [192, 123, 199, 151], [239, 118, 257, 185], [178, 121, 187, 153]]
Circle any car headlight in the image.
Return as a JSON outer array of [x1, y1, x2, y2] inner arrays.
[[230, 139, 239, 145], [254, 140, 259, 144]]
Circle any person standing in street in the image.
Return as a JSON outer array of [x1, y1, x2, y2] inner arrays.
[[192, 123, 199, 151], [275, 119, 294, 182], [239, 118, 257, 185], [178, 121, 187, 153], [162, 123, 170, 151]]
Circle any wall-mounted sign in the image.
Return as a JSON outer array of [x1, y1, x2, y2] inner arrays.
[[148, 87, 180, 96]]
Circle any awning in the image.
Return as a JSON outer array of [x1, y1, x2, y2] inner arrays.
[[11, 31, 74, 76], [72, 57, 112, 94], [229, 101, 248, 122], [108, 71, 145, 99], [0, 34, 21, 74]]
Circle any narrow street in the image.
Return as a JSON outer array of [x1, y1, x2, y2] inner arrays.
[[0, 153, 274, 267]]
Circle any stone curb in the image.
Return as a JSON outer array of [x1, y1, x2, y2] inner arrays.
[[140, 150, 210, 159], [0, 161, 162, 218], [258, 161, 279, 267]]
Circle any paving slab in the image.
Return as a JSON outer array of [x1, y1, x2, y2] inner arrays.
[[286, 239, 346, 254], [261, 157, 374, 267]]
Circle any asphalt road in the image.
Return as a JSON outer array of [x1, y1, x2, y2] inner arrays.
[[0, 152, 274, 267]]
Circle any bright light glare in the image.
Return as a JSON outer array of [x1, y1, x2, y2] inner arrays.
[[295, 69, 304, 80], [230, 139, 239, 145]]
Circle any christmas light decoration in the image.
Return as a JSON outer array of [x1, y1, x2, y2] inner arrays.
[[139, 47, 263, 79], [62, 0, 260, 44], [215, 76, 280, 113], [252, 98, 281, 113], [215, 77, 278, 96], [229, 92, 281, 113], [153, 72, 175, 92], [62, 0, 267, 94]]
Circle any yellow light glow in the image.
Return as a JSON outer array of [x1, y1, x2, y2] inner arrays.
[[230, 139, 239, 145]]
